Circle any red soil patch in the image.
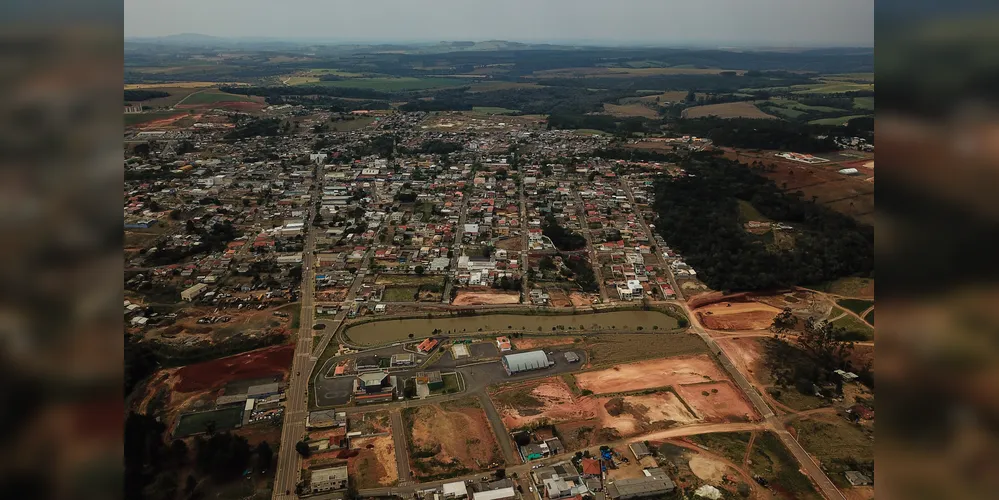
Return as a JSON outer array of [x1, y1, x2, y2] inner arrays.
[[675, 381, 759, 422], [452, 289, 520, 306], [573, 355, 728, 395], [716, 337, 769, 384], [696, 301, 781, 330], [173, 344, 294, 392], [407, 400, 501, 477], [348, 436, 399, 488], [512, 336, 576, 350]]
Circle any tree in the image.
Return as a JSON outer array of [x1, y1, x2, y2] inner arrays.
[[133, 142, 151, 157], [185, 475, 197, 495], [256, 441, 273, 472], [415, 265, 425, 275], [771, 307, 796, 335], [295, 441, 311, 458], [170, 439, 189, 466]]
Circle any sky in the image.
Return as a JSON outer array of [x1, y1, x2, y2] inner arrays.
[[124, 0, 873, 47]]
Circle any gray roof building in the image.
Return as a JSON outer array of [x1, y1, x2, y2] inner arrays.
[[501, 350, 552, 375], [606, 474, 675, 499]]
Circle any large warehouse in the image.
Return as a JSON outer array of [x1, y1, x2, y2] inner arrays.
[[502, 350, 553, 375]]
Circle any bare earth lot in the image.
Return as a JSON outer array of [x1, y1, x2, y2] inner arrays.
[[573, 355, 728, 394], [404, 398, 501, 479], [348, 436, 399, 488], [675, 381, 759, 422], [452, 289, 521, 306], [683, 102, 776, 119], [695, 301, 782, 330]]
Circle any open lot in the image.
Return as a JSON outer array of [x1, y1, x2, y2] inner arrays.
[[452, 289, 521, 306], [172, 344, 293, 392], [695, 301, 782, 330], [683, 101, 776, 119], [573, 355, 728, 394], [173, 406, 244, 437], [794, 415, 874, 488], [348, 435, 400, 488], [580, 332, 709, 367], [674, 381, 758, 422], [403, 397, 502, 479]]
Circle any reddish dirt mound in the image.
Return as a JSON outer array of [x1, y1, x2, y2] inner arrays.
[[173, 344, 294, 392], [696, 301, 781, 330]]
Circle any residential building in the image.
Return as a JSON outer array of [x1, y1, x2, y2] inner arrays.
[[310, 465, 348, 493]]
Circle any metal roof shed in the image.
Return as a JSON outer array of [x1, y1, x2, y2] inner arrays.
[[502, 350, 552, 374]]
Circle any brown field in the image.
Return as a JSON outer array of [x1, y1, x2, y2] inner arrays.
[[569, 292, 595, 307], [574, 355, 728, 394], [675, 381, 759, 422], [452, 289, 521, 306], [405, 398, 501, 478], [494, 235, 523, 251], [602, 103, 660, 119], [695, 301, 782, 330], [723, 149, 875, 225], [348, 436, 399, 488], [683, 102, 776, 119], [124, 82, 222, 89], [637, 91, 700, 104], [546, 288, 573, 308], [716, 337, 771, 385], [581, 333, 710, 368], [490, 377, 698, 451], [512, 336, 577, 351]]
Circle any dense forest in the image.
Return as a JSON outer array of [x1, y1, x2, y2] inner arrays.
[[124, 89, 169, 102], [652, 154, 873, 291]]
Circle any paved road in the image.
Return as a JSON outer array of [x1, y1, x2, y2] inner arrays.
[[681, 303, 846, 500], [441, 196, 468, 303], [274, 186, 320, 500], [389, 410, 413, 485], [477, 391, 518, 465], [572, 189, 609, 302]]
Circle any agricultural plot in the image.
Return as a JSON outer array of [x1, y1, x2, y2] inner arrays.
[[808, 114, 871, 126], [580, 333, 709, 367], [125, 111, 186, 126], [683, 102, 776, 119], [403, 397, 501, 480], [472, 106, 520, 115], [792, 79, 874, 94], [314, 77, 468, 91], [179, 90, 255, 105], [602, 103, 660, 119], [174, 407, 244, 437]]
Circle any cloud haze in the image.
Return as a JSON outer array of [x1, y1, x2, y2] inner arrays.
[[125, 0, 873, 47]]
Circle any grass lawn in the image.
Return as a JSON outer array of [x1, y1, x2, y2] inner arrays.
[[312, 77, 468, 91], [180, 91, 254, 105], [808, 114, 871, 126], [472, 106, 520, 115], [836, 298, 874, 316], [750, 432, 823, 499], [376, 275, 442, 287], [124, 111, 185, 126], [853, 97, 875, 110], [441, 373, 461, 393], [174, 407, 244, 437], [794, 417, 874, 487], [737, 199, 771, 222], [770, 388, 828, 411], [383, 286, 419, 302], [831, 308, 874, 340]]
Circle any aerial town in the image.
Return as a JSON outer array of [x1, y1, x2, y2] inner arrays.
[[124, 40, 874, 500]]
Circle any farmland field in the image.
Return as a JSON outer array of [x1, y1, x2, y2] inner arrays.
[[683, 101, 776, 119], [471, 106, 520, 115], [793, 79, 874, 94], [173, 407, 244, 437], [178, 90, 255, 105], [809, 114, 871, 126], [125, 111, 186, 126], [602, 103, 660, 118], [853, 97, 875, 110], [311, 77, 468, 91]]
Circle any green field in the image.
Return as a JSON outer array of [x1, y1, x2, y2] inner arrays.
[[853, 97, 875, 110], [863, 309, 874, 325], [125, 111, 186, 126], [831, 308, 875, 340], [809, 114, 871, 126], [383, 286, 419, 302], [795, 418, 874, 488], [836, 298, 874, 316], [174, 407, 244, 437], [330, 116, 376, 131], [737, 199, 771, 222], [472, 106, 520, 115], [793, 80, 874, 94], [180, 91, 254, 105], [311, 77, 468, 91]]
